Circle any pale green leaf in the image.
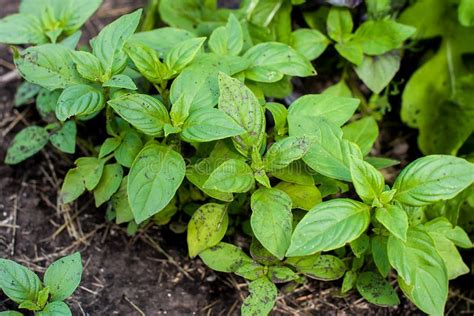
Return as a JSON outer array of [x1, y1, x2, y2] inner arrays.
[[103, 74, 137, 90], [44, 252, 82, 301], [375, 205, 409, 241], [327, 7, 353, 42], [209, 14, 243, 56], [274, 182, 321, 211], [56, 85, 105, 121], [350, 155, 384, 204], [93, 163, 123, 207], [354, 52, 401, 94], [342, 116, 378, 156], [241, 277, 277, 316], [0, 14, 46, 45], [165, 37, 206, 73], [0, 259, 42, 304], [203, 159, 255, 193], [291, 29, 329, 60], [199, 242, 253, 273]]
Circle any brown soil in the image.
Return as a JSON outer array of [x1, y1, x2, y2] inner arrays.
[[0, 1, 472, 315]]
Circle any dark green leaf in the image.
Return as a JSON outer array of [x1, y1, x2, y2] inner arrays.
[[5, 126, 49, 165]]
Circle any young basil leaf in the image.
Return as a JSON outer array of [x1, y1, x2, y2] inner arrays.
[[76, 157, 105, 191], [218, 73, 265, 156], [50, 121, 77, 154], [14, 82, 41, 107], [327, 7, 353, 43], [241, 277, 277, 316], [165, 37, 206, 74], [130, 27, 196, 58], [209, 14, 243, 56], [375, 205, 409, 241], [99, 138, 122, 159], [350, 155, 384, 204], [353, 20, 416, 55], [18, 300, 40, 311], [371, 236, 390, 278], [342, 116, 378, 156], [250, 188, 293, 259], [103, 74, 137, 90], [354, 52, 401, 94], [291, 29, 330, 60], [265, 102, 288, 137], [267, 266, 298, 284], [71, 51, 104, 82], [124, 42, 170, 84], [108, 94, 170, 136], [187, 203, 229, 258], [5, 126, 49, 165], [274, 182, 322, 211], [365, 157, 400, 169], [181, 108, 246, 142], [112, 177, 134, 224], [424, 217, 472, 248], [56, 85, 105, 121], [199, 242, 253, 273], [14, 44, 85, 90], [459, 0, 474, 26], [350, 234, 370, 257], [36, 301, 72, 316], [356, 272, 400, 307], [170, 54, 249, 111], [186, 159, 234, 202], [128, 143, 185, 224], [203, 159, 255, 193], [0, 14, 47, 45], [286, 254, 346, 280], [393, 155, 474, 206], [93, 163, 123, 207], [288, 94, 360, 127], [387, 228, 448, 315], [323, 80, 353, 97], [341, 270, 357, 293], [0, 259, 42, 304], [243, 42, 316, 83], [335, 40, 364, 65], [44, 252, 82, 301], [263, 136, 311, 171], [36, 287, 49, 309], [287, 199, 370, 256], [91, 9, 142, 78], [60, 168, 86, 204], [114, 131, 143, 168]]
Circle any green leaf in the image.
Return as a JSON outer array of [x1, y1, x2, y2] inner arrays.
[[103, 74, 137, 90], [36, 89, 60, 119], [71, 51, 103, 82], [14, 44, 84, 90], [366, 157, 399, 169], [241, 277, 277, 316], [187, 203, 229, 257], [128, 143, 185, 224], [36, 301, 72, 316], [112, 177, 134, 224], [250, 188, 293, 259], [350, 234, 370, 258], [263, 136, 311, 171], [181, 108, 245, 142], [114, 131, 143, 168], [288, 94, 360, 127], [243, 42, 316, 83], [459, 0, 474, 26], [56, 85, 105, 121], [186, 159, 234, 202], [44, 252, 82, 301], [170, 53, 249, 111], [165, 37, 206, 73], [376, 205, 409, 241], [286, 254, 346, 280], [14, 82, 41, 107], [274, 182, 322, 211], [60, 168, 86, 204], [323, 80, 353, 98], [327, 7, 353, 42], [287, 199, 370, 256], [271, 161, 315, 186], [199, 242, 253, 273], [0, 14, 47, 45], [354, 52, 401, 94], [371, 236, 390, 278], [170, 96, 191, 127], [290, 118, 363, 182], [424, 217, 472, 248], [99, 138, 122, 158], [18, 300, 40, 311], [291, 29, 329, 60], [209, 14, 243, 56], [350, 155, 384, 204], [356, 272, 400, 306], [124, 42, 170, 84], [203, 159, 255, 193], [236, 262, 266, 281], [217, 73, 265, 156], [91, 10, 142, 77], [93, 164, 123, 207], [267, 266, 298, 283], [0, 311, 24, 316], [265, 102, 288, 137], [130, 27, 196, 58], [76, 157, 105, 191], [341, 270, 357, 293], [427, 231, 469, 280], [50, 121, 77, 154], [108, 94, 170, 136], [37, 287, 49, 309], [5, 126, 49, 165], [388, 228, 448, 315], [393, 155, 474, 206], [353, 20, 415, 55], [335, 40, 364, 65], [342, 116, 378, 156], [0, 259, 42, 304]]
